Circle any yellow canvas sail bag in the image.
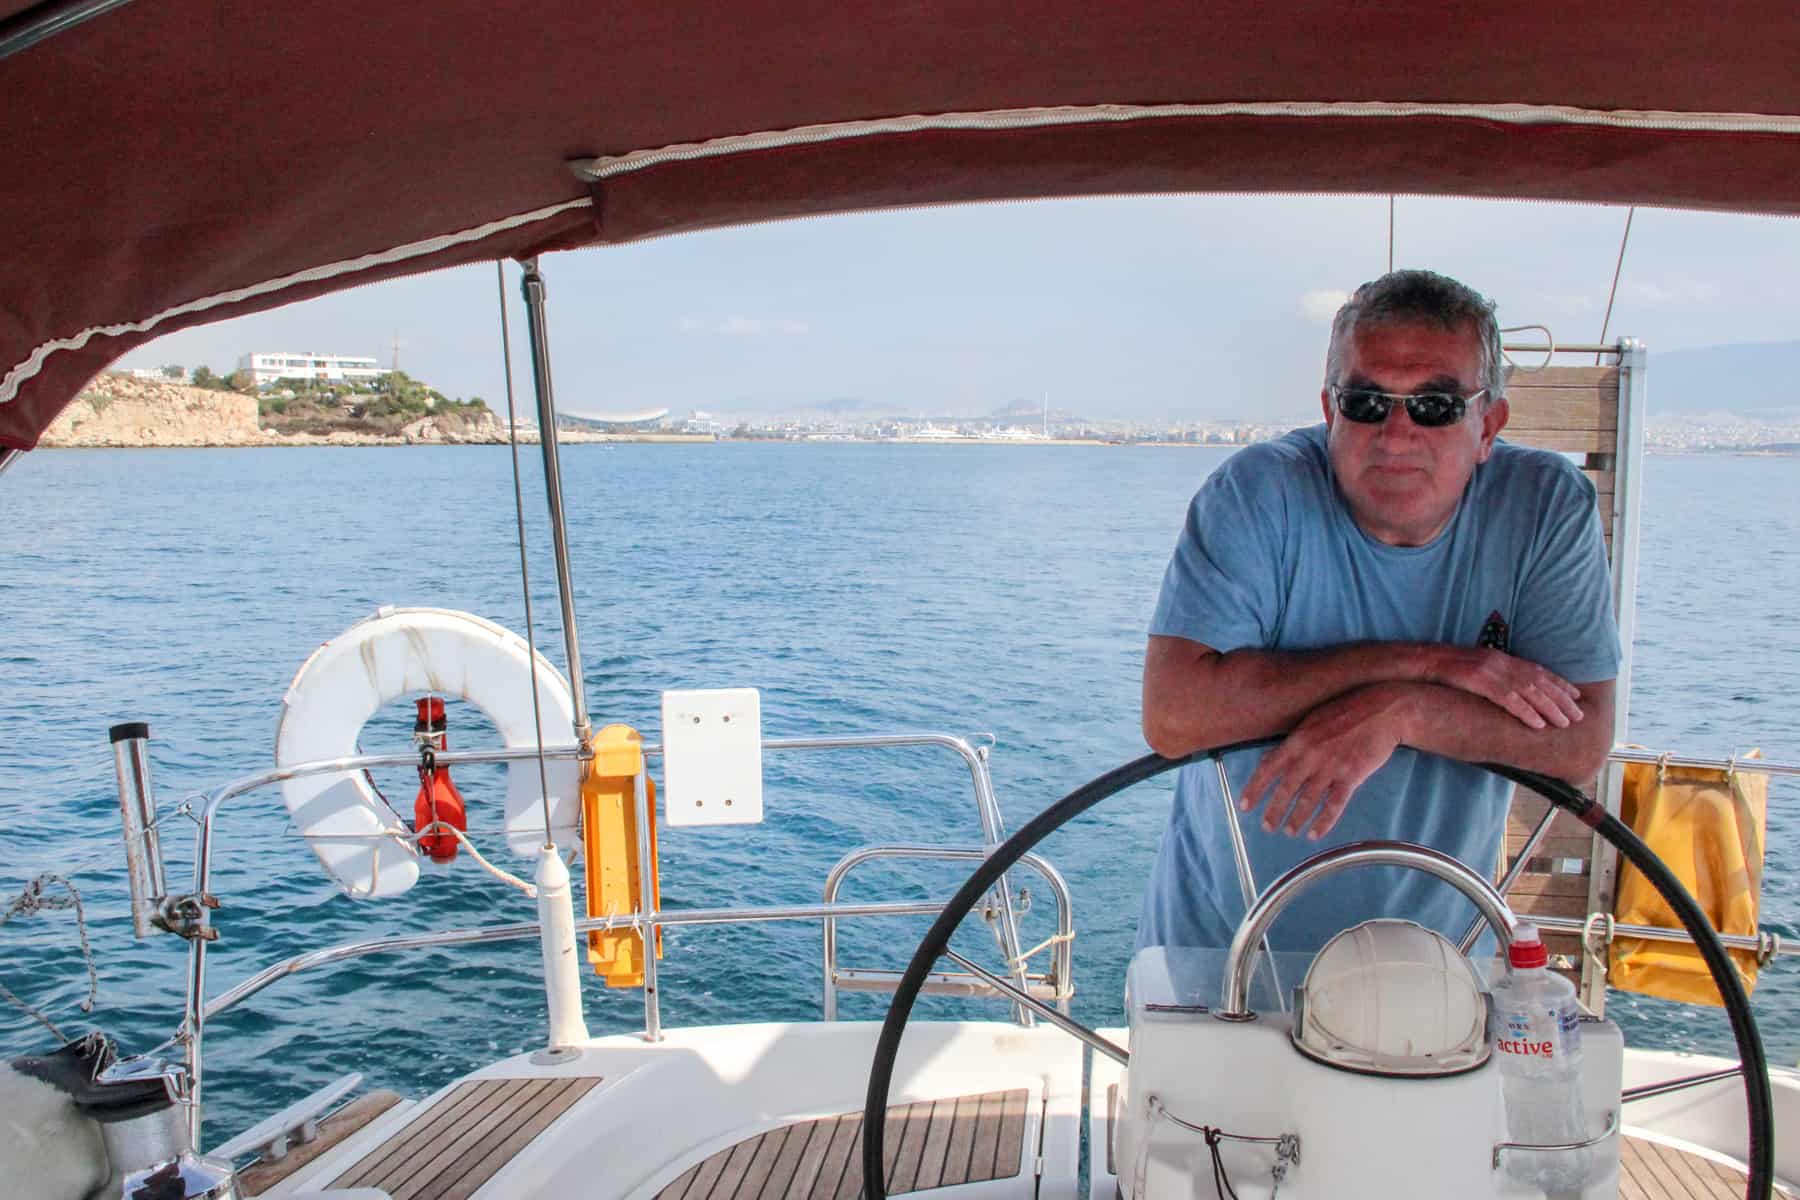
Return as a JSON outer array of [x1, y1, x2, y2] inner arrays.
[[1609, 750, 1768, 1007]]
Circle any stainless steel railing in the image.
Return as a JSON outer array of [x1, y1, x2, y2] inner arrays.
[[204, 898, 958, 1022], [745, 733, 1033, 1022], [176, 742, 593, 1146], [820, 844, 1075, 1019], [167, 729, 1056, 1147], [1606, 747, 1800, 778]]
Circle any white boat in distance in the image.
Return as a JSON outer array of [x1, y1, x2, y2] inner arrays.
[[3, 4, 1800, 1199]]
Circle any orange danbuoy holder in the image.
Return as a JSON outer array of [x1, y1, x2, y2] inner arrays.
[[583, 724, 663, 987], [412, 697, 467, 863]]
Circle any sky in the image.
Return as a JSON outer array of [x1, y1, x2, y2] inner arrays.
[[114, 194, 1800, 424]]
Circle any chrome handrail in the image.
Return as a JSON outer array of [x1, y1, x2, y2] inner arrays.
[[1529, 913, 1795, 960], [819, 845, 1074, 1019], [1218, 841, 1516, 1020], [178, 744, 590, 1145], [1606, 746, 1800, 777], [828, 967, 1065, 1001], [735, 734, 1031, 1022], [1622, 1066, 1744, 1104], [203, 899, 954, 1022], [1500, 342, 1623, 357], [1492, 1109, 1619, 1170]]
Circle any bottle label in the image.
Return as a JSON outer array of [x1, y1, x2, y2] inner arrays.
[[1496, 1034, 1556, 1057], [1557, 1005, 1583, 1051], [1495, 1004, 1581, 1060]]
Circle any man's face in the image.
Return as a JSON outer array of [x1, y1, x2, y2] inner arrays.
[[1320, 320, 1508, 546]]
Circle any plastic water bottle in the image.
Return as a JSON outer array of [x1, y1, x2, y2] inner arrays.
[[1490, 924, 1590, 1192]]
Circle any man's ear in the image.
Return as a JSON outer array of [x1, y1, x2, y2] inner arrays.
[[1320, 387, 1334, 428], [1476, 395, 1509, 462]]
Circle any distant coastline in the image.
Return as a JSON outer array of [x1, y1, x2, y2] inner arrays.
[[1646, 444, 1800, 457], [36, 434, 720, 449], [37, 375, 716, 449], [35, 374, 1800, 452]]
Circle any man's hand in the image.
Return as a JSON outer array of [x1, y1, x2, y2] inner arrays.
[[1240, 683, 1416, 841], [1234, 671, 1614, 840], [1420, 646, 1583, 730]]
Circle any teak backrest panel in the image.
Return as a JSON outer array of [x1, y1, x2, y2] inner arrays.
[[1494, 362, 1623, 981], [1502, 366, 1620, 453]]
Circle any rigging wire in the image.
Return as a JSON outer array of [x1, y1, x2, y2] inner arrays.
[[1387, 195, 1395, 273], [496, 259, 557, 848], [1597, 207, 1636, 362]]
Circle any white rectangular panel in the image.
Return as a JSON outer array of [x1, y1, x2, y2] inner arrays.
[[661, 688, 764, 826]]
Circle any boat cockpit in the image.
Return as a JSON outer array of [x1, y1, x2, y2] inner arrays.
[[6, 332, 1798, 1200], [7, 4, 1800, 1198]]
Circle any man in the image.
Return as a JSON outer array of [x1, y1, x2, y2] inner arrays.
[[1138, 270, 1620, 952]]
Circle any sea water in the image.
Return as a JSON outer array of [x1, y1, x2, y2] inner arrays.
[[1, 443, 1797, 1139]]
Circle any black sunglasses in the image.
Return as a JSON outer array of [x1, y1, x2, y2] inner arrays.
[[1331, 385, 1486, 429]]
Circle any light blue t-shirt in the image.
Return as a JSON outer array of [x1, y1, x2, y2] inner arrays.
[[1138, 425, 1621, 953]]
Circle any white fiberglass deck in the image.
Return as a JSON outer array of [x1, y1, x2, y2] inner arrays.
[[243, 1023, 1800, 1199], [257, 1021, 1082, 1199]]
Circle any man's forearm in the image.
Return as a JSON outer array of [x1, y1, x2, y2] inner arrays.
[[1142, 638, 1441, 757], [1240, 675, 1616, 839], [1395, 680, 1615, 784], [1143, 635, 1587, 759]]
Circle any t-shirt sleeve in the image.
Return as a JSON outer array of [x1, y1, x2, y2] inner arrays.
[[1508, 465, 1622, 683], [1148, 452, 1288, 653]]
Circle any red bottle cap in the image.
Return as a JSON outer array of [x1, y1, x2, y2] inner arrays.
[[1507, 923, 1548, 969]]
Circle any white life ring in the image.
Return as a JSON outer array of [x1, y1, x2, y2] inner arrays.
[[276, 606, 582, 898]]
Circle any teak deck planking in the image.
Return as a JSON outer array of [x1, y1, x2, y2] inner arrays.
[[323, 1075, 600, 1200], [239, 1090, 403, 1197], [1619, 1133, 1796, 1199], [657, 1088, 1029, 1200]]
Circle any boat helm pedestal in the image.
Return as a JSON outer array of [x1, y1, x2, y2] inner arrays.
[[1115, 843, 1623, 1198], [1117, 940, 1624, 1199]]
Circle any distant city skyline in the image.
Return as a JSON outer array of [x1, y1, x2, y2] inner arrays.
[[114, 194, 1800, 424]]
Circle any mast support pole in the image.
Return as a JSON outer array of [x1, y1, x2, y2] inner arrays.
[[519, 259, 592, 747]]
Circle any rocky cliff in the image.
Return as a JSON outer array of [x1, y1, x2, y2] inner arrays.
[[37, 373, 701, 447], [41, 377, 262, 447], [38, 375, 513, 447]]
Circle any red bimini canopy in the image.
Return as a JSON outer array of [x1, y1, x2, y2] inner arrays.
[[5, 0, 1800, 449]]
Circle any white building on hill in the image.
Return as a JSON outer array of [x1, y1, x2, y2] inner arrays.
[[238, 351, 383, 387]]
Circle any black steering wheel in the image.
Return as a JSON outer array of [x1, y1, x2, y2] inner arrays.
[[860, 747, 1775, 1200]]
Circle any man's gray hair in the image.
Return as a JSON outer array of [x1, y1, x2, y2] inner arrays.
[[1324, 270, 1505, 403]]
